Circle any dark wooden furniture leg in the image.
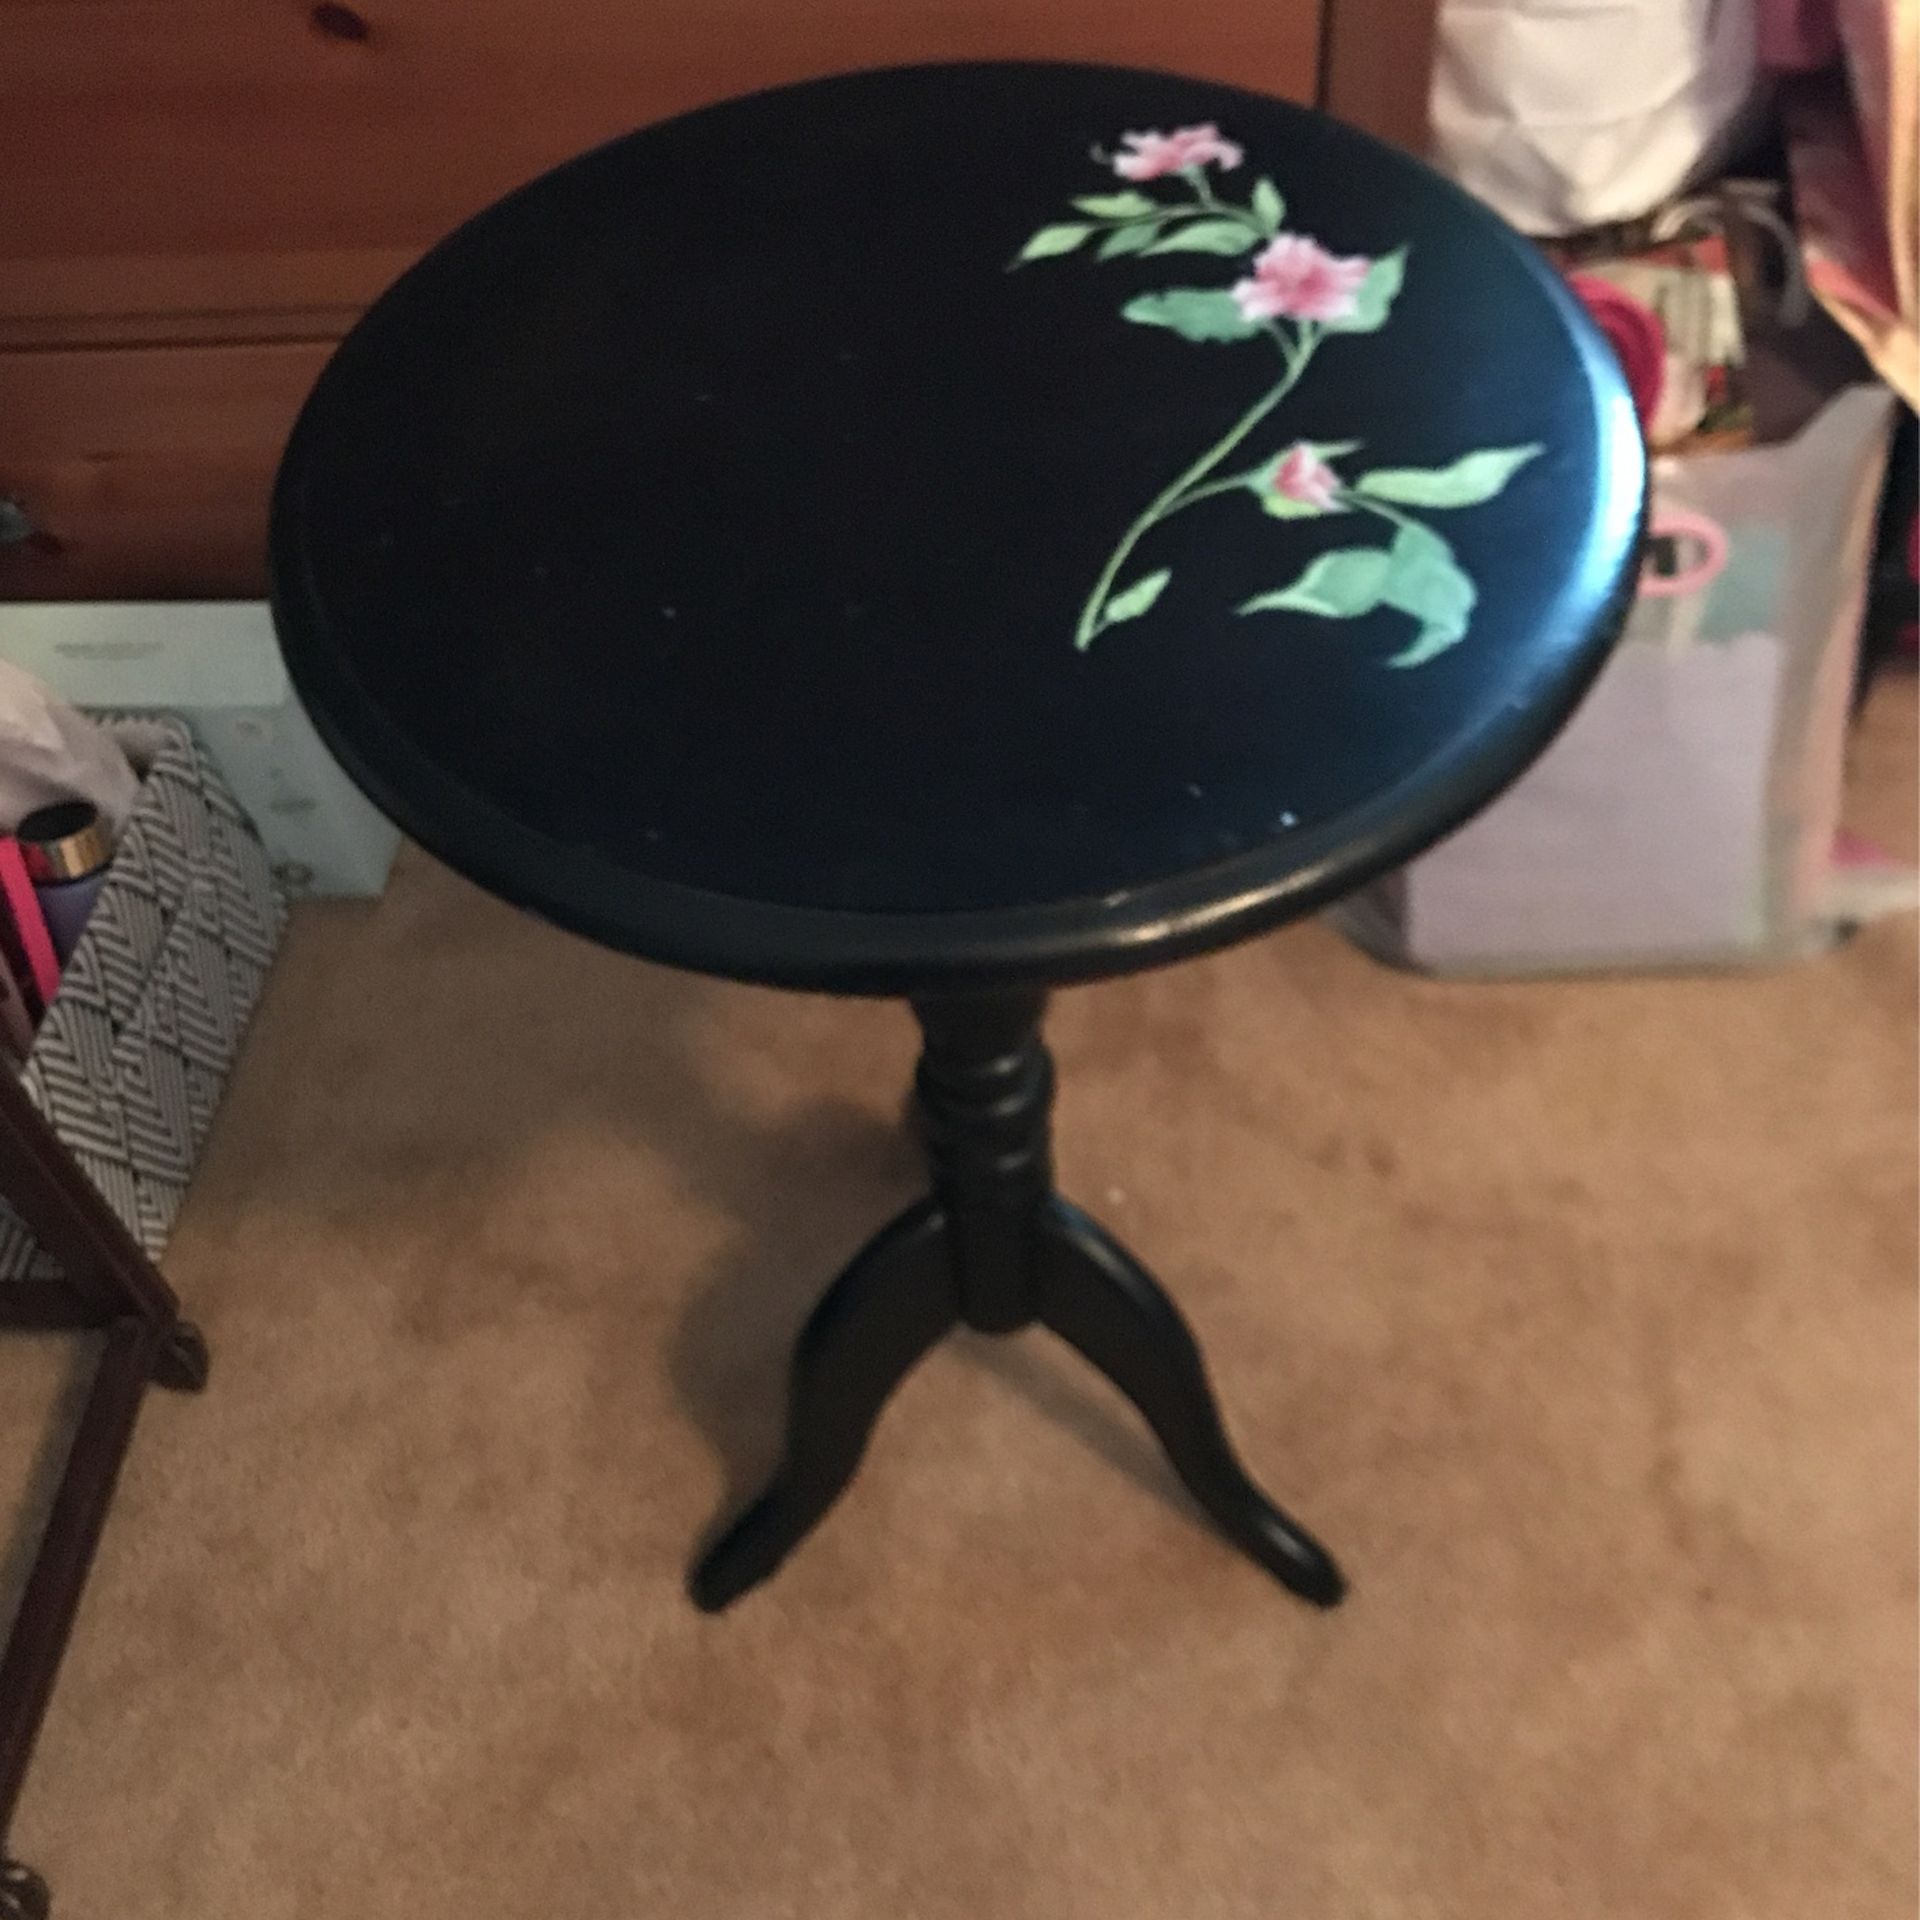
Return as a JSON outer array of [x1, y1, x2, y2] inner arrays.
[[1034, 1198, 1342, 1603], [688, 1201, 957, 1611], [691, 991, 1342, 1611], [0, 1072, 208, 1917]]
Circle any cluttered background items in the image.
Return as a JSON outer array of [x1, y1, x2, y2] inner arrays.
[[0, 601, 398, 899], [1346, 0, 1918, 977], [1429, 0, 1915, 413]]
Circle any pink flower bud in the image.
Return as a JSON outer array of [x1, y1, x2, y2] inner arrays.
[[1272, 443, 1343, 511]]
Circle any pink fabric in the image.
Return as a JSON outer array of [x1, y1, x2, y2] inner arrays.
[[1758, 0, 1841, 69], [1565, 274, 1667, 429], [1789, 82, 1901, 313], [1232, 236, 1371, 324], [1834, 0, 1897, 206], [1767, 0, 1914, 401]]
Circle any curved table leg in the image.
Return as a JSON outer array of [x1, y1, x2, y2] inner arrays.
[[0, 1859, 48, 1920], [689, 1200, 958, 1611], [1035, 1197, 1345, 1607]]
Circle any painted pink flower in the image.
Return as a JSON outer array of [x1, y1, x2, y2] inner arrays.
[[1112, 124, 1244, 181], [1232, 234, 1371, 323], [1271, 443, 1342, 511]]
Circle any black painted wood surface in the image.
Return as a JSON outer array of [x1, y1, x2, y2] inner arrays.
[[272, 61, 1644, 993]]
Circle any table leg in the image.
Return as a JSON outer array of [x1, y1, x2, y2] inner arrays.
[[688, 1200, 956, 1612], [1035, 1196, 1343, 1605], [0, 1860, 47, 1920], [688, 990, 1344, 1613]]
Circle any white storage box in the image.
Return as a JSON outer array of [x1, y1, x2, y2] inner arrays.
[[0, 716, 286, 1279]]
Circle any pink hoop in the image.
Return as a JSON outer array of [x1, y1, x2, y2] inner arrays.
[[1640, 507, 1730, 599]]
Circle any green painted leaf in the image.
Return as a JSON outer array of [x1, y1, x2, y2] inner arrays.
[[1388, 623, 1471, 667], [1240, 526, 1477, 661], [1014, 223, 1093, 264], [1355, 443, 1543, 508], [1102, 568, 1172, 625], [1097, 222, 1162, 259], [1260, 490, 1331, 519], [1381, 523, 1473, 615], [1251, 177, 1284, 234], [1073, 192, 1159, 219], [1144, 219, 1260, 256], [1239, 546, 1391, 617], [1121, 288, 1263, 342], [1380, 523, 1476, 664], [1322, 246, 1407, 333]]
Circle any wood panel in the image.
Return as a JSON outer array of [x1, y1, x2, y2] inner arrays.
[[0, 342, 331, 600], [0, 249, 414, 353], [0, 0, 1322, 338], [1319, 0, 1437, 155]]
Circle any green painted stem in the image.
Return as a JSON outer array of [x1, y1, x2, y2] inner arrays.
[[1083, 175, 1260, 240], [1344, 493, 1422, 534], [1167, 470, 1265, 510], [1189, 169, 1269, 236], [1075, 325, 1316, 649]]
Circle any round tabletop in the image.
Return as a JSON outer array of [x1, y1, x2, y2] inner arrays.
[[271, 61, 1645, 995]]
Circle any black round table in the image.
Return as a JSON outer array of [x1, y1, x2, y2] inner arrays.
[[271, 61, 1645, 1612]]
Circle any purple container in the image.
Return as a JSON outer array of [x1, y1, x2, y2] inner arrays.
[[16, 800, 113, 965]]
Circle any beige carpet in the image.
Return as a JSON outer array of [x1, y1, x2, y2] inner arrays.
[[3, 683, 1913, 1920]]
